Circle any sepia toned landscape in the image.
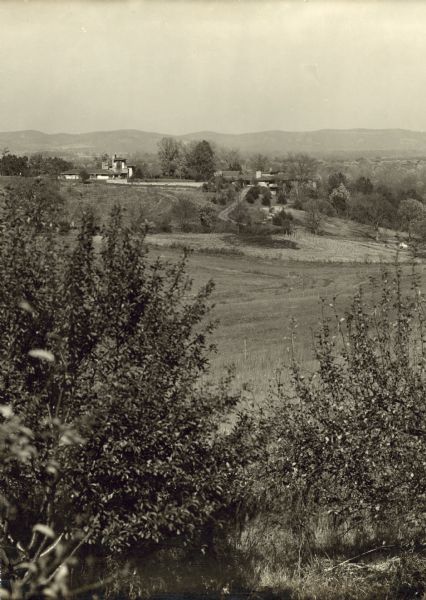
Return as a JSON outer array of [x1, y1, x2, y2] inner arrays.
[[2, 1, 426, 599]]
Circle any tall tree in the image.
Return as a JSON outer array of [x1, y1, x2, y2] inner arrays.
[[329, 183, 351, 216], [27, 153, 73, 177], [353, 175, 374, 195], [250, 153, 269, 172], [286, 153, 318, 180], [350, 192, 394, 240], [157, 137, 182, 177], [398, 197, 426, 240], [328, 171, 348, 193], [186, 140, 215, 181], [221, 148, 242, 171], [305, 199, 323, 234]]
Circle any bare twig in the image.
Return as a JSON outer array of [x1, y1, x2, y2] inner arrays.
[[324, 545, 398, 572]]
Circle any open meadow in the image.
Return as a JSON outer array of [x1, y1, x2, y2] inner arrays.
[[147, 227, 411, 263], [2, 177, 421, 400], [53, 180, 422, 400], [59, 180, 216, 227], [147, 245, 425, 400]]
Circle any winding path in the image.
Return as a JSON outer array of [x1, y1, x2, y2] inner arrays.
[[217, 186, 248, 224]]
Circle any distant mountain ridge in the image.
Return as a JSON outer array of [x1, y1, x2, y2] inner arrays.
[[2, 128, 426, 157]]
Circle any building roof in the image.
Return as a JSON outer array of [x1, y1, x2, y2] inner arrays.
[[257, 173, 275, 181], [222, 170, 241, 177], [60, 169, 81, 175], [215, 170, 242, 179]]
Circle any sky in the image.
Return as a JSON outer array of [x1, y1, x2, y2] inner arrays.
[[0, 0, 426, 134]]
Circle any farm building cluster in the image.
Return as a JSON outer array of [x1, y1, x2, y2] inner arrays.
[[215, 169, 318, 193], [59, 154, 134, 181]]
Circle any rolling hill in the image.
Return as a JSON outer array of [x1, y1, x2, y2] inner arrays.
[[2, 128, 426, 157]]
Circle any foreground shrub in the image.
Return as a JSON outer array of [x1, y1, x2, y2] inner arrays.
[[0, 181, 255, 591], [261, 263, 426, 549], [0, 403, 87, 599]]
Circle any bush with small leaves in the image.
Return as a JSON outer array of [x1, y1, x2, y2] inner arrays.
[[260, 263, 426, 552], [329, 183, 351, 216], [272, 210, 294, 234], [305, 199, 323, 234], [199, 205, 217, 232], [0, 398, 86, 599], [0, 180, 256, 589]]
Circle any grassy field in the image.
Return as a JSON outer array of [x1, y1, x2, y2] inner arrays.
[[147, 229, 412, 263], [61, 179, 416, 398], [146, 246, 426, 597], [148, 246, 423, 400], [59, 180, 215, 227], [2, 177, 420, 398]]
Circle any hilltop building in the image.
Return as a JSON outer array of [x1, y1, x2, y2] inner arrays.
[[59, 154, 134, 181]]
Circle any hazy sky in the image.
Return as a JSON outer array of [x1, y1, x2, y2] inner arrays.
[[0, 0, 425, 134]]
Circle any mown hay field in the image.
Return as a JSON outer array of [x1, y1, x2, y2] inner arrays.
[[147, 229, 412, 264], [148, 246, 424, 400]]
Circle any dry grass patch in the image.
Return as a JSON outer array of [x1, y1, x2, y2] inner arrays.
[[147, 247, 404, 397], [60, 181, 216, 228]]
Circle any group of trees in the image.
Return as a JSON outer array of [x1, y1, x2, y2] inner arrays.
[[206, 149, 426, 241], [154, 144, 426, 241], [157, 137, 216, 180], [288, 164, 426, 239], [340, 173, 426, 238], [157, 143, 319, 184], [245, 152, 318, 180], [245, 185, 272, 206], [0, 150, 73, 177]]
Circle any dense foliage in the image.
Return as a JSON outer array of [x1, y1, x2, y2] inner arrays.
[[0, 404, 82, 599], [259, 263, 426, 548], [157, 138, 216, 181], [157, 137, 183, 178], [0, 179, 254, 594], [0, 152, 73, 177]]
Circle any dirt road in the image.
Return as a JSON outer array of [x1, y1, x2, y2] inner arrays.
[[217, 187, 248, 224]]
